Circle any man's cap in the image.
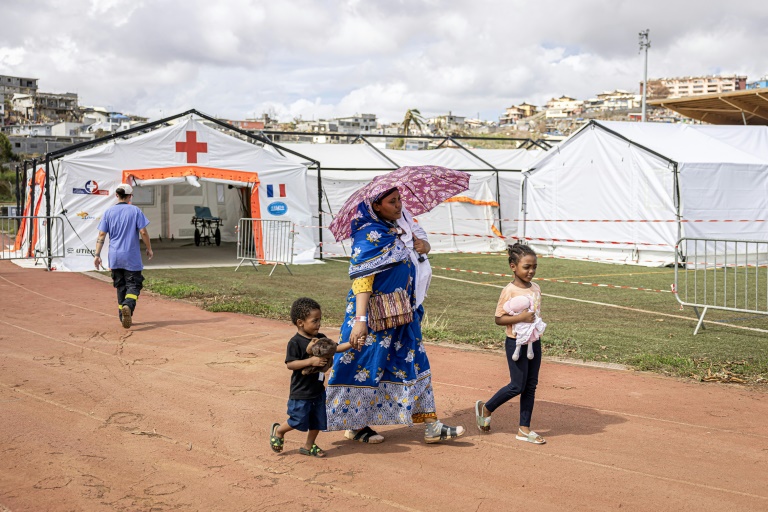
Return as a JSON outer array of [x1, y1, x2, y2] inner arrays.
[[116, 183, 133, 195]]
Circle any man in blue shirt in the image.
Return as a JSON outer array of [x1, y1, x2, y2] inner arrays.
[[94, 184, 153, 328]]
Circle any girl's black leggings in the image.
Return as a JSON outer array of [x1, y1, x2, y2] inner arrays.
[[485, 337, 542, 428]]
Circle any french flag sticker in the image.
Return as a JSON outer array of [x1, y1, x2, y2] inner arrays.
[[266, 184, 286, 198]]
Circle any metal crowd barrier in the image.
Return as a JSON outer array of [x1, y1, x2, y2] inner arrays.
[[0, 216, 66, 262], [235, 218, 294, 275], [675, 237, 768, 334]]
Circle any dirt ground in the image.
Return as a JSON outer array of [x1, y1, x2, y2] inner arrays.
[[1, 261, 767, 512]]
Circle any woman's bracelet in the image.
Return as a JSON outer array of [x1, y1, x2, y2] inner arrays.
[[354, 315, 367, 323]]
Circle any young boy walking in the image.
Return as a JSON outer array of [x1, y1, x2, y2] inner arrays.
[[269, 297, 349, 457]]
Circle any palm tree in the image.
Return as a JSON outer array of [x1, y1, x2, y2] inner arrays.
[[401, 108, 426, 136]]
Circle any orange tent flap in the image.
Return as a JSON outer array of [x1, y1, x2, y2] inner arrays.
[[123, 166, 261, 184], [14, 167, 46, 252], [249, 191, 265, 262], [445, 196, 499, 207]]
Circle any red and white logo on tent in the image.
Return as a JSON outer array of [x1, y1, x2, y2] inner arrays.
[[176, 131, 208, 163], [73, 180, 109, 195]]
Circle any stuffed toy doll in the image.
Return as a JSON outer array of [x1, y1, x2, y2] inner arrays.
[[302, 337, 337, 375], [502, 295, 547, 361]]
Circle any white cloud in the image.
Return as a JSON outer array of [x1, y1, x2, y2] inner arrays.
[[0, 47, 26, 70], [1, 0, 766, 123]]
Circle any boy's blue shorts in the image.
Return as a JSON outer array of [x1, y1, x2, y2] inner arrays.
[[286, 392, 327, 432]]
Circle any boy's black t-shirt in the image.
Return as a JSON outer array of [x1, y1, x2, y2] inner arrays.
[[285, 332, 328, 400]]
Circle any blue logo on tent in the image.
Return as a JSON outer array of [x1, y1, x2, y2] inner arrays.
[[268, 201, 288, 216]]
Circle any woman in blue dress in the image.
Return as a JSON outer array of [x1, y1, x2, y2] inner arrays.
[[326, 187, 465, 444]]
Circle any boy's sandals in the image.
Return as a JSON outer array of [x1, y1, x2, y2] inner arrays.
[[299, 444, 326, 457], [345, 426, 384, 444], [269, 422, 284, 453], [475, 400, 491, 432], [425, 421, 465, 444], [516, 429, 546, 444]]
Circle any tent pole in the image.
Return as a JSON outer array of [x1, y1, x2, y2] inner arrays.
[[317, 164, 323, 260], [674, 162, 682, 250], [14, 163, 21, 229], [495, 169, 502, 235], [520, 175, 528, 245], [28, 158, 37, 252], [44, 156, 52, 270], [20, 161, 27, 219]]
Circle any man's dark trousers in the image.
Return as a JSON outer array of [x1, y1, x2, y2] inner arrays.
[[112, 269, 144, 314]]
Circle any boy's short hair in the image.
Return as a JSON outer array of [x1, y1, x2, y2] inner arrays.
[[290, 297, 321, 325]]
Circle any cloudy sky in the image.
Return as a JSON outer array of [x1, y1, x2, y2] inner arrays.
[[2, 0, 767, 124]]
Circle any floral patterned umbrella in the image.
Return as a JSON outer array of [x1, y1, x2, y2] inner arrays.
[[328, 165, 470, 241]]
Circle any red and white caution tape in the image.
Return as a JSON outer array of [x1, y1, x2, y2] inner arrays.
[[432, 266, 673, 293], [440, 250, 671, 264], [428, 232, 673, 247], [451, 218, 768, 223]]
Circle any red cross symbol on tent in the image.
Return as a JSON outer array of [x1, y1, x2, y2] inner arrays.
[[175, 131, 208, 163]]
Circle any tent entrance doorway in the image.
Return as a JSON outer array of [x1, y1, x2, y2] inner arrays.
[[142, 238, 239, 269], [125, 167, 262, 270]]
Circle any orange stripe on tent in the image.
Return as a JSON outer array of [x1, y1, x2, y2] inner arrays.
[[122, 166, 261, 184], [445, 196, 499, 207], [491, 225, 504, 239], [123, 165, 264, 260], [15, 167, 46, 254], [249, 190, 265, 262]]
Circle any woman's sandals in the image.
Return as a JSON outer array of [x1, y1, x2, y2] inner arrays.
[[269, 422, 284, 453], [475, 400, 491, 432], [516, 428, 546, 444], [425, 420, 465, 444], [345, 426, 384, 444]]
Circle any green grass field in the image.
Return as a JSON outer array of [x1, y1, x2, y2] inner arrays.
[[142, 253, 768, 385]]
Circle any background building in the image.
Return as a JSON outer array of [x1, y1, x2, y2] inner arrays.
[[642, 74, 747, 98], [428, 111, 465, 133], [500, 103, 538, 125], [0, 74, 38, 95], [545, 96, 584, 118], [335, 113, 377, 133], [746, 75, 768, 90]]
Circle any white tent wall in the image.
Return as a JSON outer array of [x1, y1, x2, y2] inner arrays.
[[418, 171, 505, 253], [497, 171, 523, 240], [279, 143, 543, 255], [306, 169, 388, 258], [306, 168, 504, 256], [522, 125, 679, 265], [39, 115, 316, 271], [679, 163, 768, 241], [684, 125, 768, 160], [522, 121, 768, 267]]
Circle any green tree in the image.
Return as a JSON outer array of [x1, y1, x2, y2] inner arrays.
[[0, 132, 18, 164], [0, 133, 20, 201], [401, 108, 426, 136]]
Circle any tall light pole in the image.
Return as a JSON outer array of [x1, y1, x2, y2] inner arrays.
[[639, 29, 651, 122]]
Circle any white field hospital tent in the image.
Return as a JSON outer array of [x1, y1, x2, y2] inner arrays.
[[14, 112, 317, 271], [270, 143, 543, 257], [521, 120, 768, 266]]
